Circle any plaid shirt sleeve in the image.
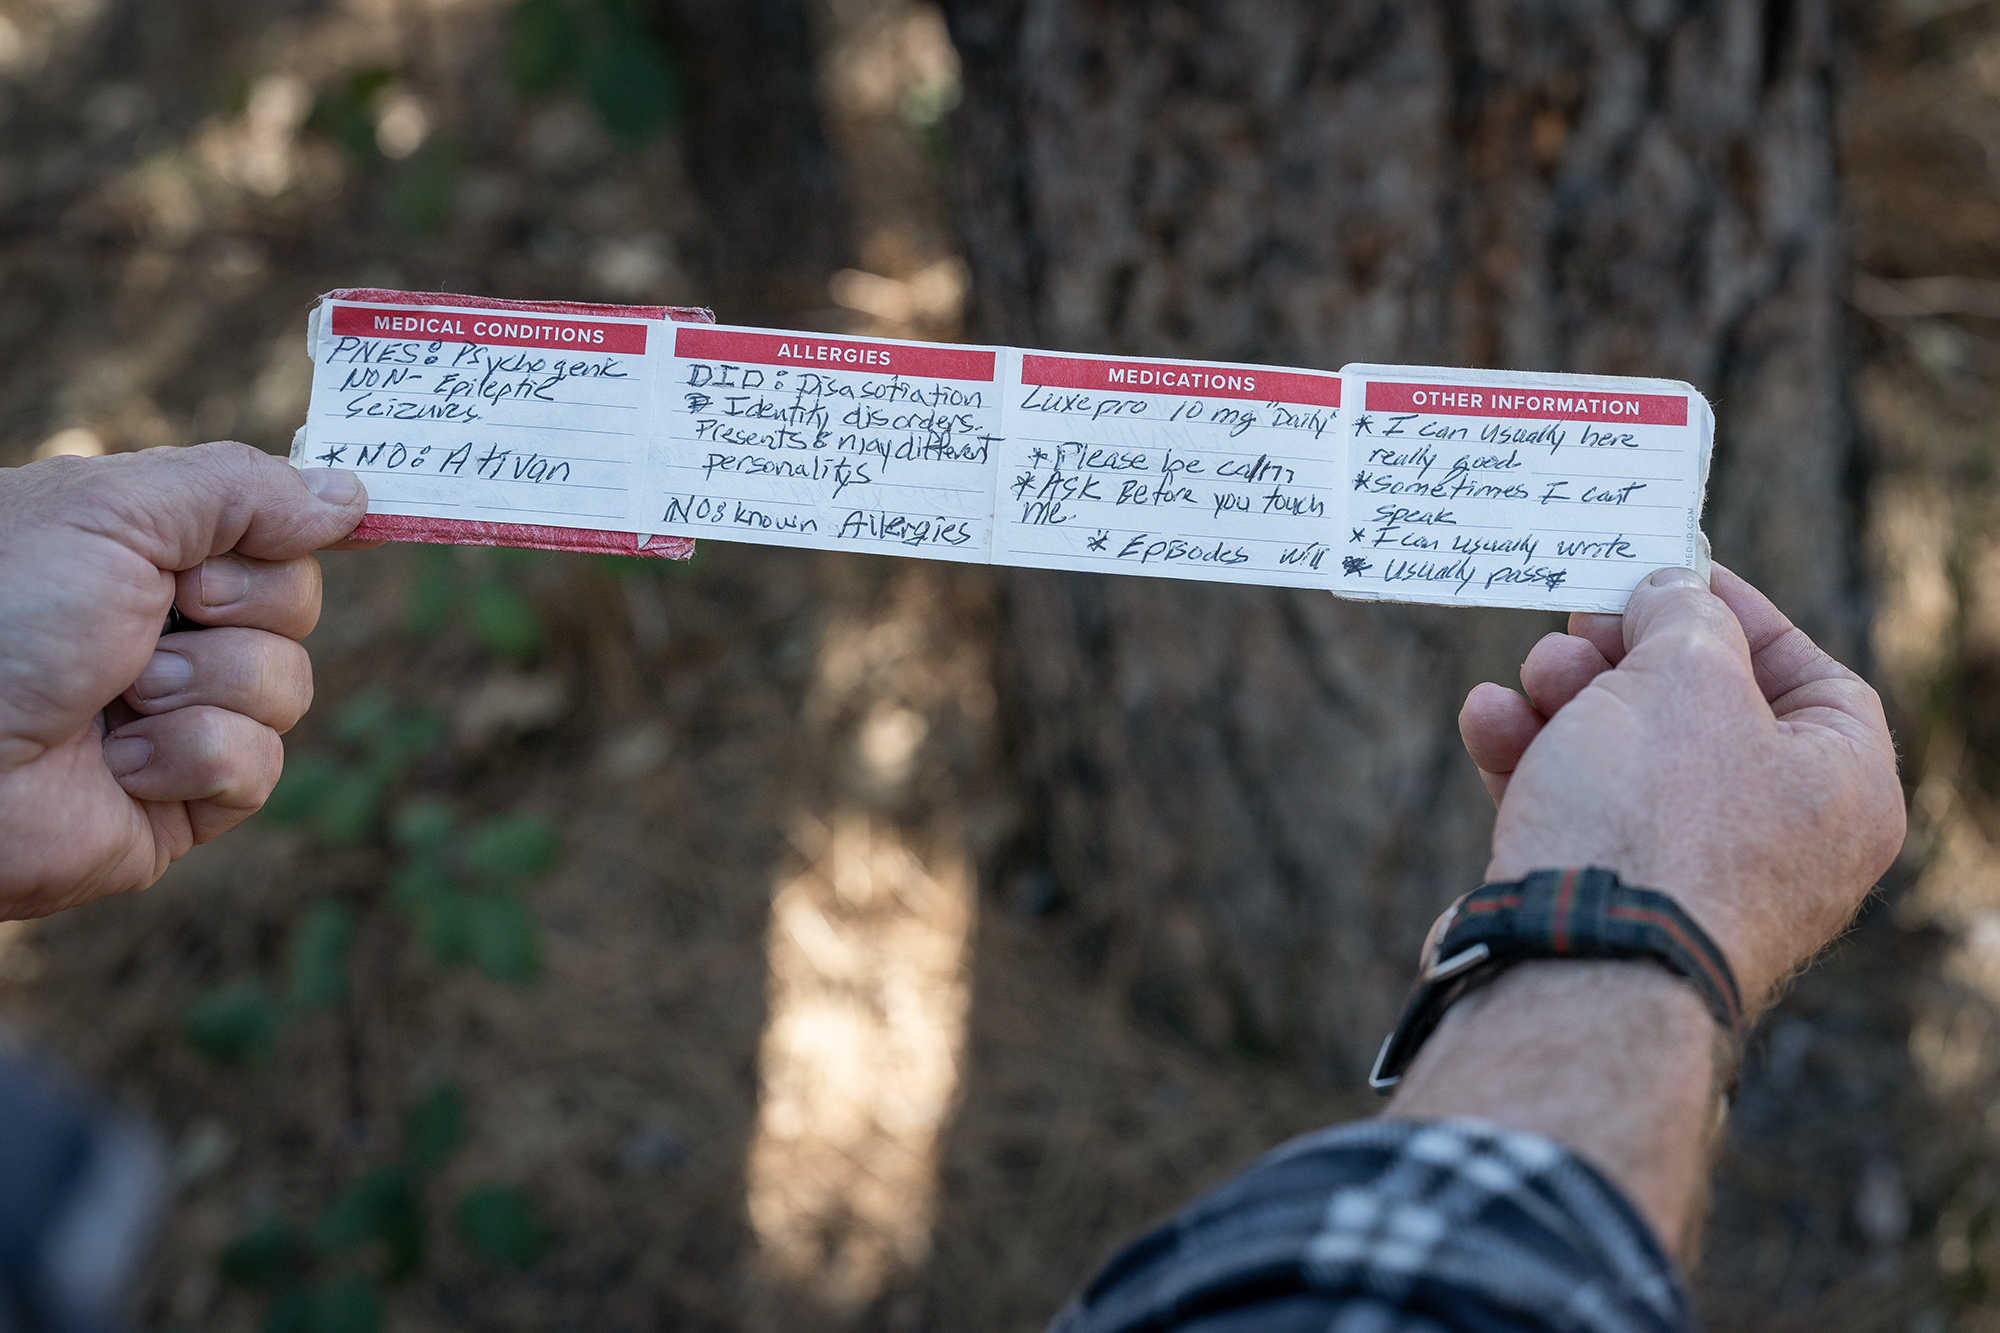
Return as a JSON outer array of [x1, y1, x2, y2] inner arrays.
[[1048, 1117, 1694, 1333]]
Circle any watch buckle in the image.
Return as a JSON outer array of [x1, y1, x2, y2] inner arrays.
[[1424, 941, 1491, 983], [1368, 943, 1496, 1094], [1368, 1034, 1400, 1091]]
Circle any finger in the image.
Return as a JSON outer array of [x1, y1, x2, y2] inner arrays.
[[1619, 568, 1759, 687], [103, 706, 282, 823], [1566, 612, 1627, 666], [1460, 682, 1544, 804], [172, 553, 322, 639], [123, 629, 313, 732], [0, 447, 356, 772], [1627, 567, 1899, 792], [1707, 562, 1863, 708], [1519, 632, 1614, 717], [1460, 683, 1544, 770], [60, 443, 367, 570]]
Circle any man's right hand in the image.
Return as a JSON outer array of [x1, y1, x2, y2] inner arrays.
[[1457, 565, 1907, 1012]]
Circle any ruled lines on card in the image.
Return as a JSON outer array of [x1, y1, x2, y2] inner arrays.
[[651, 324, 1003, 562], [302, 300, 658, 534], [991, 351, 1345, 589], [1334, 367, 1711, 612]]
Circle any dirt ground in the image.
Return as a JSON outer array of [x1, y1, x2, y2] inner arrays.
[[4, 0, 2000, 1330]]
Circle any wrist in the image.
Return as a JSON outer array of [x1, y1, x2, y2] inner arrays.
[[1653, 893, 1785, 1019], [1372, 869, 1744, 1092], [1386, 959, 1723, 1256], [1488, 852, 1786, 1017], [1392, 959, 1719, 1086]]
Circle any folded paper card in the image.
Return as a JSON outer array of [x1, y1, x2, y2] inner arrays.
[[293, 288, 1713, 613]]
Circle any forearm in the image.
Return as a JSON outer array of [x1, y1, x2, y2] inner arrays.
[[1383, 960, 1723, 1258], [1054, 966, 1709, 1333]]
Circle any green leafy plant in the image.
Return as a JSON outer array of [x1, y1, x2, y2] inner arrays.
[[386, 142, 459, 235], [179, 897, 361, 1065], [288, 900, 358, 1011], [453, 1186, 547, 1270], [197, 701, 564, 1040], [220, 1086, 544, 1331], [408, 546, 546, 663], [183, 979, 288, 1065], [506, 0, 584, 97], [186, 690, 440, 1066], [314, 1165, 426, 1281], [307, 68, 397, 165], [305, 66, 460, 236], [191, 550, 616, 1324], [403, 1083, 467, 1176], [505, 0, 683, 148], [261, 693, 446, 850], [903, 71, 962, 165], [390, 804, 559, 987]]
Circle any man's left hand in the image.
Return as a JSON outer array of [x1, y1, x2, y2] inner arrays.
[[0, 442, 368, 918]]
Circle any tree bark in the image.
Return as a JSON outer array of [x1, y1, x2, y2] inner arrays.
[[940, 0, 1859, 1078], [654, 0, 850, 322]]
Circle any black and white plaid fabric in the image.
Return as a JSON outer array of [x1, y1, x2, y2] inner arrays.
[[1049, 1118, 1692, 1333]]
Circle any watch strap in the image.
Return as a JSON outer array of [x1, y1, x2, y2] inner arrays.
[[1368, 867, 1744, 1092]]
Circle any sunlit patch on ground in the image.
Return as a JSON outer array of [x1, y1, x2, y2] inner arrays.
[[747, 814, 972, 1315]]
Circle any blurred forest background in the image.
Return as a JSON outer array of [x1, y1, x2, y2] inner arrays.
[[2, 0, 2000, 1330]]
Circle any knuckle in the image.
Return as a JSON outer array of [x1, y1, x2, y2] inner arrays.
[[211, 633, 313, 727], [1654, 626, 1742, 679], [247, 559, 320, 634], [290, 660, 315, 723], [1870, 783, 1911, 867], [178, 710, 240, 786], [243, 643, 280, 714], [291, 557, 324, 634], [28, 454, 113, 522], [179, 711, 282, 807], [243, 730, 285, 806], [190, 439, 263, 471], [187, 441, 280, 516], [267, 639, 315, 727]]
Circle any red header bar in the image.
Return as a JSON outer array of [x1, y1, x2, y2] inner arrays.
[[1365, 380, 1687, 426], [1022, 354, 1339, 406], [330, 304, 648, 354], [676, 326, 995, 382]]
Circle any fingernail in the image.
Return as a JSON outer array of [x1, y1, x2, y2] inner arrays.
[[134, 649, 192, 701], [302, 468, 361, 505], [198, 555, 251, 608], [1647, 567, 1706, 589], [104, 736, 152, 778]]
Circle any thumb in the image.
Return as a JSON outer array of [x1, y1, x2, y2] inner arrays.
[[63, 442, 367, 570], [1619, 566, 1758, 685]]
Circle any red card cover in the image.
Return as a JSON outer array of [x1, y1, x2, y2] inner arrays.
[[326, 290, 713, 559]]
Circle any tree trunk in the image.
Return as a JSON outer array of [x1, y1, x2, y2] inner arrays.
[[940, 0, 1859, 1079], [654, 0, 850, 322]]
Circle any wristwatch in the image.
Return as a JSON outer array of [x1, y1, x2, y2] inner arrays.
[[1368, 866, 1744, 1092]]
